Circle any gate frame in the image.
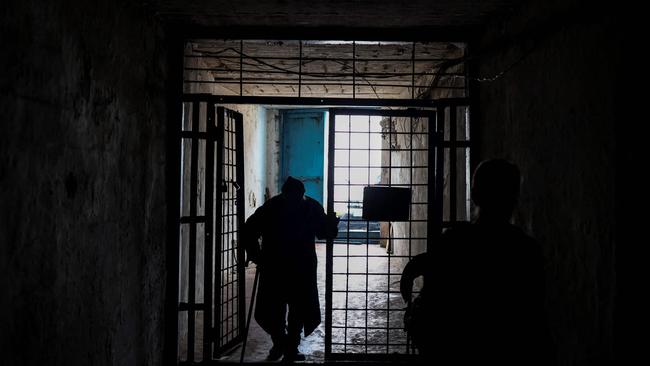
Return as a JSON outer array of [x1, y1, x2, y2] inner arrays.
[[174, 97, 247, 365], [323, 107, 444, 362]]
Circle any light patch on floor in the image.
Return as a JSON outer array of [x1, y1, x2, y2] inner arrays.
[[220, 243, 416, 362]]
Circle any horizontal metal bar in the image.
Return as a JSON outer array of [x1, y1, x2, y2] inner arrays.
[[332, 218, 428, 222], [332, 272, 417, 276], [333, 183, 428, 186], [181, 93, 470, 108], [331, 166, 429, 170], [331, 331, 407, 336], [334, 200, 427, 205], [183, 75, 465, 90], [331, 107, 438, 116], [187, 68, 464, 79], [184, 79, 466, 89], [332, 141, 470, 147], [330, 290, 403, 294], [333, 131, 429, 135], [335, 148, 429, 151], [218, 313, 240, 321], [331, 254, 426, 259], [219, 282, 240, 289], [330, 343, 410, 347], [185, 55, 462, 63], [326, 353, 416, 361]]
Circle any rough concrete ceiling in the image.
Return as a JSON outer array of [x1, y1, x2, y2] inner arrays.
[[155, 0, 522, 28]]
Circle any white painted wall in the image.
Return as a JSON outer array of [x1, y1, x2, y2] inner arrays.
[[265, 109, 281, 198], [224, 105, 277, 218]]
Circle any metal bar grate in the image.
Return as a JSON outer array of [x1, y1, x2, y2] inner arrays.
[[324, 104, 469, 361], [178, 100, 211, 363], [325, 109, 438, 360], [215, 108, 246, 355], [184, 40, 466, 100], [177, 101, 246, 363]]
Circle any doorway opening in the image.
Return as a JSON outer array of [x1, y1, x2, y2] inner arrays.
[[173, 38, 472, 365]]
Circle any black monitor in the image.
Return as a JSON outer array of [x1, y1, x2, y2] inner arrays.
[[362, 186, 411, 221]]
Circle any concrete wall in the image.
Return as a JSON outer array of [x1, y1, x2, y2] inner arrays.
[[183, 54, 281, 217], [223, 104, 269, 219], [0, 1, 167, 366], [475, 1, 619, 364], [379, 117, 430, 257], [265, 109, 282, 198]]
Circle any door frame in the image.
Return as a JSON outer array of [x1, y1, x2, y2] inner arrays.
[[168, 94, 472, 365], [324, 107, 444, 362], [279, 109, 327, 205], [174, 96, 247, 365]]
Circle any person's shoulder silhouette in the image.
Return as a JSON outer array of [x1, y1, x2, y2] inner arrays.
[[433, 159, 553, 365]]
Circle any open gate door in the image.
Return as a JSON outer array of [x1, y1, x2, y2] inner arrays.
[[177, 98, 246, 364], [324, 108, 444, 362]]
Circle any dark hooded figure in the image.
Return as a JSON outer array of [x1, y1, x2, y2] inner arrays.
[[243, 177, 338, 362], [435, 159, 554, 365], [401, 159, 554, 365]]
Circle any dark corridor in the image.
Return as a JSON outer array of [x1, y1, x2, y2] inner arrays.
[[1, 1, 625, 366]]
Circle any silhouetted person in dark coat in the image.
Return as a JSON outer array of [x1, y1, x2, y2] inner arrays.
[[243, 177, 338, 362], [401, 159, 553, 364]]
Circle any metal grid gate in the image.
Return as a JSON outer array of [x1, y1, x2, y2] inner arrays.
[[324, 108, 443, 362], [184, 40, 466, 101], [215, 107, 246, 356], [177, 98, 245, 364]]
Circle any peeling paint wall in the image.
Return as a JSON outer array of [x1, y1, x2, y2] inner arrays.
[[184, 54, 280, 217], [0, 1, 167, 365], [265, 109, 282, 198], [476, 1, 619, 364], [221, 104, 268, 219], [379, 117, 430, 257]]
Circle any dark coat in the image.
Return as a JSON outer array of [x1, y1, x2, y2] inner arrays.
[[431, 220, 553, 365], [243, 194, 336, 337]]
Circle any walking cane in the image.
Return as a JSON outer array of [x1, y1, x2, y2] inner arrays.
[[240, 264, 260, 363]]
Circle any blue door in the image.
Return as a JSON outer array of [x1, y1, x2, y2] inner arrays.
[[280, 109, 326, 205]]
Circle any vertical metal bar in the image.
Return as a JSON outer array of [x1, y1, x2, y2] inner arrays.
[[365, 115, 370, 354], [344, 114, 351, 354], [411, 42, 416, 99], [229, 114, 234, 341], [409, 117, 414, 257], [224, 115, 233, 343], [449, 106, 457, 223], [298, 40, 302, 98], [407, 116, 414, 354], [235, 111, 246, 345], [430, 109, 444, 252], [325, 109, 336, 359], [352, 42, 356, 99], [187, 101, 200, 363], [203, 102, 216, 361], [230, 115, 235, 342], [386, 116, 392, 354], [213, 107, 225, 358], [239, 40, 244, 96]]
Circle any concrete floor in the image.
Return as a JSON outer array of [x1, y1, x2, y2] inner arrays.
[[219, 243, 419, 363]]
